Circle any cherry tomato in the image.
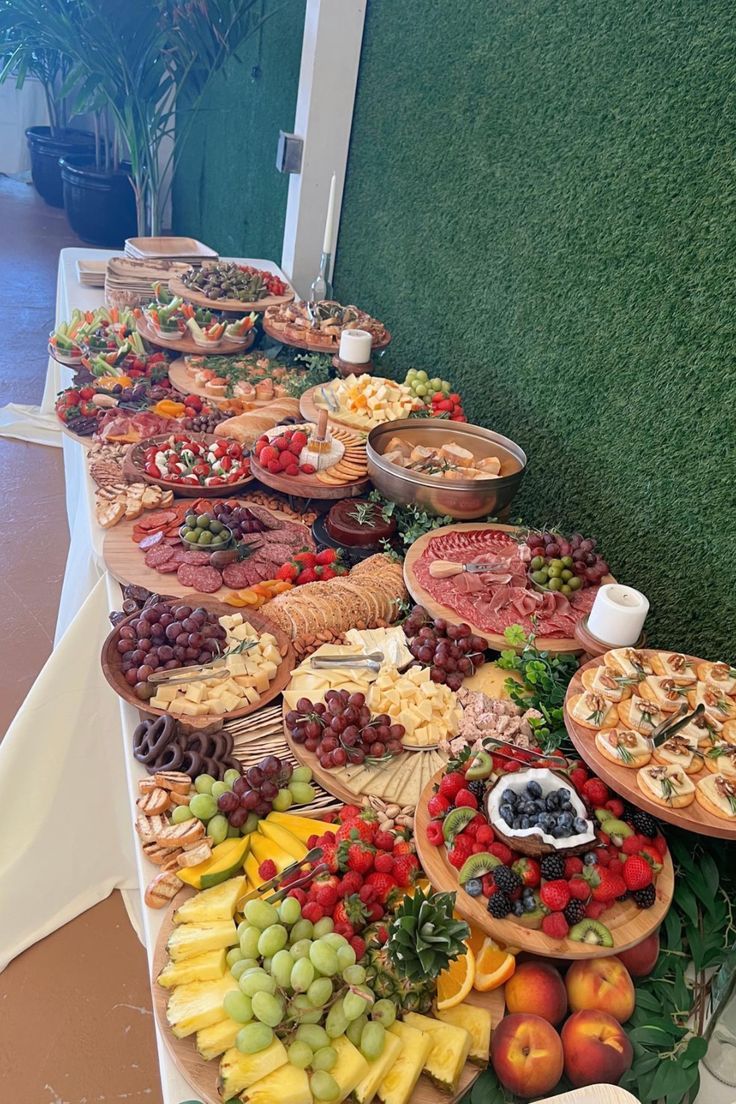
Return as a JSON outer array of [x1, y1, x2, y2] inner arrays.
[[207, 476, 225, 486], [145, 463, 161, 478], [219, 456, 232, 472], [193, 463, 209, 478]]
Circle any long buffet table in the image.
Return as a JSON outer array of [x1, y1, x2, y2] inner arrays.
[[3, 248, 728, 1104]]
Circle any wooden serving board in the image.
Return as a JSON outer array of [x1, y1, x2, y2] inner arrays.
[[169, 273, 295, 314], [416, 770, 673, 959], [263, 317, 392, 355], [283, 711, 447, 809], [101, 597, 295, 727], [122, 432, 254, 498], [168, 357, 279, 408], [300, 383, 378, 437], [564, 650, 736, 839], [102, 500, 296, 602], [151, 884, 504, 1104], [137, 315, 255, 356], [403, 523, 615, 655]]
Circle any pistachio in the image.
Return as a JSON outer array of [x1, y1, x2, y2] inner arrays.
[[385, 803, 401, 818]]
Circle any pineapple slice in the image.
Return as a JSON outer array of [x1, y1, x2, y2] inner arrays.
[[402, 1013, 471, 1093], [240, 1062, 312, 1104], [196, 1017, 241, 1062], [166, 974, 238, 1038], [331, 1035, 370, 1102], [173, 876, 246, 924], [218, 1038, 287, 1099], [167, 920, 237, 961], [378, 1021, 432, 1104], [435, 1003, 492, 1065], [157, 948, 227, 989], [353, 1030, 402, 1104]]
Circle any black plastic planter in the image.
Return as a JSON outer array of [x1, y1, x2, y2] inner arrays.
[[25, 126, 95, 207], [60, 157, 137, 247]]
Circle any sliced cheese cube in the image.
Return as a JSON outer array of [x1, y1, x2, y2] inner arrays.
[[219, 690, 241, 713], [185, 682, 206, 704]]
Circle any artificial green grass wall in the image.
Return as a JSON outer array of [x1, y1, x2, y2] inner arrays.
[[335, 0, 736, 657], [171, 0, 305, 259]]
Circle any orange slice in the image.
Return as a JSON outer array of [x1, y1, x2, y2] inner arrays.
[[466, 922, 487, 958], [436, 947, 475, 1009], [473, 937, 516, 991]]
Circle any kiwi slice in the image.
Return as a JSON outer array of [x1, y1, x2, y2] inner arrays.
[[599, 818, 633, 844], [458, 852, 501, 884], [442, 807, 478, 842], [465, 749, 493, 780], [569, 919, 614, 947], [595, 808, 615, 825]]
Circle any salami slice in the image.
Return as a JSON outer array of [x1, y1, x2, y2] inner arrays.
[[145, 544, 176, 568], [177, 564, 223, 592], [138, 509, 178, 531], [222, 561, 257, 589], [139, 530, 165, 551], [179, 550, 213, 566], [155, 558, 181, 573]]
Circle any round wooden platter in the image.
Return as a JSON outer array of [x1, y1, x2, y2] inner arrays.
[[101, 596, 295, 727], [250, 422, 371, 501], [263, 316, 392, 356], [169, 272, 295, 314], [564, 649, 736, 839], [151, 884, 504, 1104], [300, 382, 386, 437], [122, 431, 254, 498], [415, 770, 673, 959], [283, 709, 447, 809], [167, 356, 280, 408], [136, 315, 256, 357], [102, 500, 297, 602], [403, 523, 614, 655]]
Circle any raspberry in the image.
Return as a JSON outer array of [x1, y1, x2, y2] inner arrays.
[[481, 874, 496, 898], [582, 778, 610, 806], [334, 921, 355, 939], [339, 871, 363, 895], [596, 849, 611, 867], [568, 877, 590, 901], [605, 798, 625, 818], [564, 857, 584, 878], [258, 859, 277, 879], [633, 884, 656, 909], [487, 891, 512, 918], [350, 936, 366, 960], [569, 767, 589, 791], [475, 824, 495, 845], [472, 842, 487, 854], [463, 820, 479, 838], [540, 880, 571, 911], [470, 814, 488, 832], [307, 834, 319, 849], [653, 834, 668, 856], [622, 835, 646, 855], [288, 888, 307, 906], [564, 899, 587, 925], [448, 848, 465, 869], [455, 789, 478, 809], [540, 854, 565, 880], [489, 842, 514, 865], [439, 773, 466, 799], [314, 885, 338, 910], [427, 794, 450, 818], [542, 912, 569, 939], [609, 859, 623, 876], [623, 855, 653, 891], [425, 821, 444, 847], [584, 900, 606, 919], [302, 902, 324, 923]]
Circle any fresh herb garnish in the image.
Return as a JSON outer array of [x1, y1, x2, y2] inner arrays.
[[495, 625, 578, 752]]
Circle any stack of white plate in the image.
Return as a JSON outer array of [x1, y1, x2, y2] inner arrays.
[[104, 256, 191, 309], [76, 259, 108, 288], [123, 236, 218, 264]]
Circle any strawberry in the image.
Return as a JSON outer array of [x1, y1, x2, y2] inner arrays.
[[605, 798, 625, 818], [472, 842, 487, 854], [439, 773, 466, 799], [425, 821, 444, 847], [542, 912, 569, 939], [569, 766, 589, 791], [350, 936, 366, 960], [366, 901, 385, 922], [318, 566, 337, 581], [392, 840, 412, 856], [333, 895, 368, 929], [336, 817, 376, 845], [609, 858, 623, 876], [275, 562, 298, 581], [463, 819, 479, 838], [374, 853, 395, 874], [258, 859, 277, 879], [343, 842, 374, 875], [512, 858, 541, 887], [314, 884, 338, 910], [338, 804, 363, 823], [365, 872, 398, 903], [307, 834, 320, 849], [296, 567, 318, 584], [338, 871, 363, 895], [454, 788, 478, 809], [540, 880, 571, 911], [302, 901, 324, 923], [653, 834, 668, 856], [300, 463, 316, 475], [373, 829, 396, 851], [622, 834, 646, 855], [359, 884, 377, 904], [475, 824, 495, 846], [334, 921, 355, 939], [590, 870, 627, 902], [427, 793, 450, 817], [392, 854, 419, 887], [315, 548, 337, 565], [564, 857, 584, 878], [582, 778, 609, 806], [367, 922, 388, 945], [568, 877, 590, 901], [448, 848, 465, 869], [489, 842, 514, 865], [288, 887, 308, 906], [623, 855, 653, 891], [639, 844, 663, 873], [584, 900, 607, 920], [294, 551, 317, 567], [596, 849, 611, 867], [468, 814, 487, 832]]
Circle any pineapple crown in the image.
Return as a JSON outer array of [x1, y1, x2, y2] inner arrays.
[[387, 888, 469, 981]]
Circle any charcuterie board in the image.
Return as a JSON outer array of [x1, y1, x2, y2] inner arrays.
[[169, 273, 295, 314], [263, 313, 391, 355], [136, 315, 255, 356], [151, 883, 504, 1104], [415, 770, 673, 959], [404, 523, 615, 654], [564, 650, 736, 839]]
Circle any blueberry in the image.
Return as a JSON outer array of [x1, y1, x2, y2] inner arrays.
[[583, 851, 598, 865], [538, 813, 553, 831], [501, 789, 516, 806], [552, 824, 567, 838], [512, 818, 522, 829], [524, 896, 538, 912], [574, 817, 589, 834], [512, 900, 525, 917], [528, 814, 539, 827], [465, 878, 483, 897], [557, 787, 570, 802], [559, 812, 573, 828], [561, 802, 573, 812], [520, 816, 530, 829], [501, 806, 514, 826], [522, 886, 534, 899], [546, 793, 560, 809], [526, 781, 543, 798]]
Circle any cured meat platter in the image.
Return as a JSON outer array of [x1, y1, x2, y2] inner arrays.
[[415, 771, 674, 959], [564, 649, 736, 839], [403, 524, 613, 653], [136, 314, 256, 356], [103, 498, 315, 602]]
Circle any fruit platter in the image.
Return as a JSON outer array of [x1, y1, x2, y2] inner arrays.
[[250, 421, 371, 500], [564, 647, 736, 839], [123, 432, 253, 497], [170, 261, 295, 312], [404, 525, 615, 653], [264, 300, 391, 354]]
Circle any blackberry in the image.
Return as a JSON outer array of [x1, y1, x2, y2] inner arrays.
[[633, 884, 656, 909], [540, 854, 565, 880], [487, 891, 512, 918], [630, 809, 659, 839], [492, 866, 522, 894], [564, 899, 586, 926], [466, 779, 487, 803]]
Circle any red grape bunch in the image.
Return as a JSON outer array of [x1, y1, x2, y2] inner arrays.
[[286, 690, 405, 769], [215, 755, 308, 829], [116, 601, 226, 700], [525, 530, 610, 591], [402, 604, 487, 690]]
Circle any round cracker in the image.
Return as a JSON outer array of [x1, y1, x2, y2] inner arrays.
[[636, 769, 695, 808]]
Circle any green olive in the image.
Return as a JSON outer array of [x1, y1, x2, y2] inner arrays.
[[568, 576, 583, 591], [561, 556, 574, 568], [198, 530, 213, 545], [549, 558, 563, 569], [561, 569, 573, 581], [548, 577, 563, 591], [561, 584, 572, 594], [530, 556, 545, 571], [184, 531, 199, 543], [548, 565, 563, 578], [196, 515, 210, 529], [531, 570, 548, 585]]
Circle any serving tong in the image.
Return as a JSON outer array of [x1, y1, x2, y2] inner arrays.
[[237, 848, 326, 909], [146, 640, 258, 687], [480, 736, 573, 771], [648, 702, 704, 748], [311, 651, 385, 673]]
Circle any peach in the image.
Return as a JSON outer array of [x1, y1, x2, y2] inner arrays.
[[565, 955, 636, 1023], [504, 962, 568, 1026], [491, 1013, 564, 1099], [617, 930, 660, 977], [561, 1010, 633, 1087]]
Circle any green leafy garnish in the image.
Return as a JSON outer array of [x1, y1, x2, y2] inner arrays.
[[495, 625, 578, 752]]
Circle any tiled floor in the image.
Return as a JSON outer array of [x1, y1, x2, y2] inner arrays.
[[0, 177, 161, 1103]]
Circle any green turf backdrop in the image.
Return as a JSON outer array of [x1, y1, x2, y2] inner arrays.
[[171, 0, 305, 260], [333, 0, 736, 657]]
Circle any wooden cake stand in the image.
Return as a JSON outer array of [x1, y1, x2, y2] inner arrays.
[[136, 316, 255, 356], [169, 273, 295, 313]]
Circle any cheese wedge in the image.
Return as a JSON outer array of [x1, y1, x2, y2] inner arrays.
[[704, 745, 736, 780], [567, 691, 618, 730], [641, 675, 695, 712], [697, 661, 736, 696], [652, 735, 703, 774], [595, 727, 651, 769], [605, 648, 652, 679], [696, 773, 736, 820], [650, 652, 697, 678], [637, 764, 695, 808], [689, 682, 736, 722], [618, 695, 667, 736], [582, 665, 635, 703]]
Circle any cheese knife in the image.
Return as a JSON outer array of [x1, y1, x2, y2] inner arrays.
[[429, 559, 509, 579]]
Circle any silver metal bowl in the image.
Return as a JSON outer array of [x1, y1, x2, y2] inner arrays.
[[366, 418, 527, 520]]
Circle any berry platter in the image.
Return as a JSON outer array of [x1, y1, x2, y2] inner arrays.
[[564, 649, 736, 839], [415, 771, 673, 960]]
